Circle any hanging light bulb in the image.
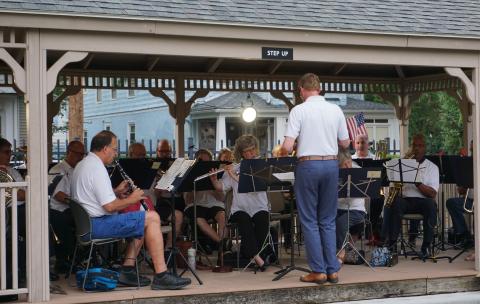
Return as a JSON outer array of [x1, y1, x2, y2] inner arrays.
[[242, 93, 256, 123]]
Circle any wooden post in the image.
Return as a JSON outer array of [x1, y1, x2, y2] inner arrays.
[[25, 29, 50, 302], [473, 65, 480, 271], [68, 89, 84, 142]]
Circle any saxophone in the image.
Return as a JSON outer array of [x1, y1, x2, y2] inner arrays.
[[384, 150, 415, 207]]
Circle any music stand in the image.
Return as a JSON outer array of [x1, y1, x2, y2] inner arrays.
[[156, 158, 203, 285], [384, 158, 425, 257], [239, 157, 309, 279], [337, 167, 382, 270], [176, 160, 231, 272], [426, 155, 457, 250], [448, 156, 473, 263]]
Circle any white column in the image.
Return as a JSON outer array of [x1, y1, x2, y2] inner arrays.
[[216, 115, 226, 151], [274, 116, 287, 146], [25, 30, 50, 302], [473, 65, 480, 271]]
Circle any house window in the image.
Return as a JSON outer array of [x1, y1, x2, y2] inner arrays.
[[128, 123, 136, 143], [83, 130, 88, 142], [96, 89, 102, 102], [128, 89, 135, 98], [111, 89, 117, 100]]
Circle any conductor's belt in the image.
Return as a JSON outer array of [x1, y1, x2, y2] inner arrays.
[[298, 155, 337, 162]]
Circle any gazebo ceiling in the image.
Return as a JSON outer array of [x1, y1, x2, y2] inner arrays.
[[0, 50, 465, 95]]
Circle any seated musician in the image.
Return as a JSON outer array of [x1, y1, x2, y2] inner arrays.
[[210, 135, 270, 271], [154, 139, 185, 250], [218, 147, 234, 162], [0, 139, 27, 285], [184, 149, 226, 253], [446, 187, 474, 247], [49, 140, 85, 274], [352, 134, 383, 244], [382, 134, 439, 258], [71, 131, 191, 290], [352, 134, 375, 159], [336, 148, 366, 265]]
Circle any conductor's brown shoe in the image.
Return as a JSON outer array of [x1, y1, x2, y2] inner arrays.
[[327, 272, 339, 284], [300, 272, 327, 284]]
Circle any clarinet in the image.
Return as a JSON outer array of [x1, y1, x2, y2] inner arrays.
[[114, 160, 150, 211]]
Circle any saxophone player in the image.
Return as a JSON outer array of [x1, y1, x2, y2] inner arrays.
[[381, 134, 439, 259]]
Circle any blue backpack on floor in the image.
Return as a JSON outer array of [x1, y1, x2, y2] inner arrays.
[[76, 268, 119, 291]]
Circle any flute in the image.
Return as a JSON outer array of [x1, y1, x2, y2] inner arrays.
[[113, 160, 150, 211]]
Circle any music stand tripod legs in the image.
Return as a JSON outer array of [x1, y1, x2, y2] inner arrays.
[[273, 195, 309, 281], [165, 192, 203, 285]]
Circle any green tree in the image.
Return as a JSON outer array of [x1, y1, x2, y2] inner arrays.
[[409, 92, 463, 154]]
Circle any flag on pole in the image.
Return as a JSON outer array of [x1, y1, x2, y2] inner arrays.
[[346, 112, 368, 141]]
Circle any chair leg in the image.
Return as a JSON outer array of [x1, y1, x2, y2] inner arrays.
[[66, 243, 78, 280], [83, 243, 95, 290], [135, 257, 140, 289]]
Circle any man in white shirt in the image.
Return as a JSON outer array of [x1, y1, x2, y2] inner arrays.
[[382, 134, 439, 259], [282, 73, 350, 284], [71, 131, 190, 290], [49, 140, 85, 273], [352, 134, 375, 159]]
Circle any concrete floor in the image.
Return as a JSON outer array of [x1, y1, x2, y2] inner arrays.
[[16, 246, 478, 304]]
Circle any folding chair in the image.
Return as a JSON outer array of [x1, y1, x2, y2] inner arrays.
[[66, 198, 140, 290]]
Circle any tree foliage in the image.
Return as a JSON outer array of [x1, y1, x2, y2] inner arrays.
[[409, 92, 464, 155]]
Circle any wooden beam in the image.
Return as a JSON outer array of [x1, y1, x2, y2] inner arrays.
[[267, 61, 283, 75], [445, 67, 475, 104], [395, 65, 405, 78], [206, 58, 223, 73], [270, 91, 294, 110], [149, 88, 176, 118], [332, 63, 347, 76], [82, 53, 94, 70], [146, 55, 160, 72]]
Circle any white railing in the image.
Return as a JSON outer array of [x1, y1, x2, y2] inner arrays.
[[0, 181, 28, 297]]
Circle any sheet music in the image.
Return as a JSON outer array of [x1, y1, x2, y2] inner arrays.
[[384, 159, 425, 183], [273, 172, 295, 183], [155, 158, 196, 191]]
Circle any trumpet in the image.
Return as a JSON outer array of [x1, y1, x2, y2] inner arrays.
[[113, 160, 150, 211], [384, 150, 415, 207]]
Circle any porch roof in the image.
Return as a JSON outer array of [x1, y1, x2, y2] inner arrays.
[[0, 0, 480, 38]]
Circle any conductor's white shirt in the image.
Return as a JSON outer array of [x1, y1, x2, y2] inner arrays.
[[285, 95, 349, 157], [71, 152, 117, 217]]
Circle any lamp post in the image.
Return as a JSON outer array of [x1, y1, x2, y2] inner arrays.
[[242, 93, 256, 123]]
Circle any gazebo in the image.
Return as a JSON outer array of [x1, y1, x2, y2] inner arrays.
[[0, 1, 479, 302]]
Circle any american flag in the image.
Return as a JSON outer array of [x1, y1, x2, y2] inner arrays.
[[346, 112, 368, 141]]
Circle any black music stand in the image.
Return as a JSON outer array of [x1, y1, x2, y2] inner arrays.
[[176, 160, 230, 272], [238, 157, 309, 279], [109, 158, 158, 190], [449, 156, 474, 263], [338, 167, 382, 270], [157, 159, 203, 285], [426, 155, 457, 250]]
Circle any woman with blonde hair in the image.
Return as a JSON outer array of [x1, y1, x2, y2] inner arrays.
[[210, 135, 270, 270]]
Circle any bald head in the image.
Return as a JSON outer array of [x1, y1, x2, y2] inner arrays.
[[156, 139, 172, 158], [128, 143, 147, 159], [66, 140, 85, 167]]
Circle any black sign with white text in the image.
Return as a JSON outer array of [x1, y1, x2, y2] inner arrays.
[[262, 47, 293, 60]]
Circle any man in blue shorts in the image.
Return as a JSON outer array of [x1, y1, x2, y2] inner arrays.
[[71, 130, 191, 290]]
